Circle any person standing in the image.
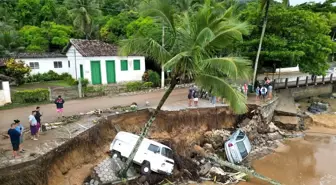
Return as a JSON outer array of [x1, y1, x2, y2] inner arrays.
[[255, 86, 260, 101], [260, 86, 268, 101], [35, 106, 42, 138], [193, 89, 199, 107], [14, 120, 25, 153], [8, 123, 21, 158], [243, 83, 248, 98], [55, 95, 65, 118], [188, 89, 193, 107], [29, 111, 38, 141]]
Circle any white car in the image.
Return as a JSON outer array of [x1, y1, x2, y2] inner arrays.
[[224, 129, 252, 164], [110, 131, 174, 175]]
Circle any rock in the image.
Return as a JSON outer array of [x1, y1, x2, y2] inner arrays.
[[193, 145, 207, 157], [199, 162, 212, 176], [239, 118, 251, 128], [203, 143, 214, 151], [268, 122, 279, 133], [273, 116, 298, 130], [209, 167, 226, 176], [267, 132, 283, 141], [94, 181, 99, 185], [203, 130, 230, 150], [200, 158, 206, 165]]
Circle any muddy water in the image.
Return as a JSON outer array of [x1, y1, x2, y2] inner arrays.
[[238, 133, 336, 185]]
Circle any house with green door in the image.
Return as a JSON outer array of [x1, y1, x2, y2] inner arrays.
[[64, 39, 146, 85]]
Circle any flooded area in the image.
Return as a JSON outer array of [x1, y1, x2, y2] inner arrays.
[[238, 132, 336, 185]]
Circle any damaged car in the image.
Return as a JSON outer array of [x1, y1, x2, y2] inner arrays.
[[224, 129, 252, 164]]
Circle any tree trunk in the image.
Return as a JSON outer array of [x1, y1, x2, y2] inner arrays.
[[252, 0, 270, 89], [119, 77, 178, 177], [332, 31, 335, 62], [207, 155, 282, 185]]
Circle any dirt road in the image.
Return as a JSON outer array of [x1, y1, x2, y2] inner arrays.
[[0, 88, 188, 132]]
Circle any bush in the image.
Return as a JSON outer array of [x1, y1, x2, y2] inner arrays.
[[5, 59, 31, 85], [24, 71, 74, 83], [142, 82, 153, 89], [65, 76, 77, 86], [148, 70, 160, 87], [13, 88, 49, 103], [125, 81, 143, 92], [83, 86, 105, 96]]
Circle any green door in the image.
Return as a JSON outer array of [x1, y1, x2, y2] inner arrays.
[[80, 64, 84, 79], [90, 61, 102, 84], [106, 60, 116, 84]]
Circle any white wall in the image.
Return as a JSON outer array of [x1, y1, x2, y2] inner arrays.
[[66, 45, 84, 79], [0, 81, 11, 106], [275, 65, 300, 73], [17, 57, 72, 76], [66, 46, 146, 84]]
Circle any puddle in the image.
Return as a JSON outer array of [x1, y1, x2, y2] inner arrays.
[[239, 133, 336, 185]]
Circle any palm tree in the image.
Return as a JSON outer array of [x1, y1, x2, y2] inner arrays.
[[252, 0, 289, 88], [118, 0, 251, 176], [65, 0, 101, 39]]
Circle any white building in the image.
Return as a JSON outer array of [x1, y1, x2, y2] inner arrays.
[[0, 81, 11, 106], [15, 53, 70, 75], [64, 39, 146, 85]]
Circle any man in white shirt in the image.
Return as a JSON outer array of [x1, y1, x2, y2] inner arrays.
[[29, 111, 38, 141]]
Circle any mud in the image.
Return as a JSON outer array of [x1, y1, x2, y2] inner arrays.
[[0, 107, 238, 185], [239, 132, 336, 185]]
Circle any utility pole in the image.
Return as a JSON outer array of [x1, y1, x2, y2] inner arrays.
[[161, 25, 165, 89], [74, 49, 82, 98]]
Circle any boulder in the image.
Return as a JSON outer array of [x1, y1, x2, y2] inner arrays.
[[268, 122, 279, 133], [203, 143, 214, 152], [193, 145, 207, 157], [203, 130, 230, 150], [273, 116, 298, 130], [199, 162, 212, 176], [209, 167, 226, 176], [267, 132, 283, 141]]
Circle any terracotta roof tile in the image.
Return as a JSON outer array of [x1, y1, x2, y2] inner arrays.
[[68, 39, 119, 57]]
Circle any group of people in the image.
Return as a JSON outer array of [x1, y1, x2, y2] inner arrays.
[[7, 95, 65, 158], [256, 77, 273, 101], [188, 85, 199, 107]]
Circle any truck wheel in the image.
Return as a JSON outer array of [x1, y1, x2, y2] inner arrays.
[[110, 150, 121, 159], [141, 161, 151, 175]]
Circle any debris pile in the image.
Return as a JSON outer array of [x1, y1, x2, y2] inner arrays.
[[308, 102, 329, 114]]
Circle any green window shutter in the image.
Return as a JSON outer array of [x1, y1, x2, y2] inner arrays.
[[133, 60, 140, 70], [121, 60, 128, 71]]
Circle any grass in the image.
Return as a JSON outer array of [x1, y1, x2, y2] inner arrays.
[[11, 80, 72, 91], [0, 101, 50, 110]]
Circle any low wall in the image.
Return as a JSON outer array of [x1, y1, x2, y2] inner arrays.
[[259, 97, 279, 123], [0, 81, 11, 106], [275, 65, 299, 73], [290, 84, 333, 100], [0, 107, 237, 185]]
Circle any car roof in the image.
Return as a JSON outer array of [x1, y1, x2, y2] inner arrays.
[[116, 131, 172, 150]]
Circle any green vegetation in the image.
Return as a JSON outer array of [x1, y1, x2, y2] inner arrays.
[[12, 88, 49, 103], [142, 70, 160, 87]]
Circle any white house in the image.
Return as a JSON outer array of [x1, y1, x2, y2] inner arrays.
[[63, 39, 146, 85], [0, 81, 11, 106], [15, 53, 70, 75]]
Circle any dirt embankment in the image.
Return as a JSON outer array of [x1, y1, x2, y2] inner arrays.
[[0, 107, 238, 185]]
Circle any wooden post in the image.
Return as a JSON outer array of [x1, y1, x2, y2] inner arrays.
[[78, 79, 82, 98], [296, 77, 299, 87], [330, 74, 333, 84], [322, 76, 325, 84], [314, 75, 317, 85], [305, 76, 309, 86], [285, 78, 288, 89]]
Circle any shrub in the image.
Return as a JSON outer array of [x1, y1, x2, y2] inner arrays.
[[13, 88, 49, 103], [148, 70, 160, 87], [125, 81, 143, 92], [65, 76, 77, 86], [24, 71, 74, 84], [5, 59, 31, 85], [83, 86, 105, 96], [142, 71, 149, 82], [142, 82, 153, 89]]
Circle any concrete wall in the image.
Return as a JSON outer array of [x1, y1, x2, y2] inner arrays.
[[259, 97, 279, 123], [276, 65, 299, 73], [66, 46, 146, 84], [0, 81, 11, 106], [17, 57, 71, 76], [290, 84, 333, 100]]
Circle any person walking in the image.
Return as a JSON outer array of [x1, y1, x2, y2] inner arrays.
[[55, 95, 65, 118], [29, 111, 38, 141], [35, 106, 42, 138], [255, 86, 260, 101], [8, 123, 21, 158], [193, 89, 199, 107], [14, 120, 25, 153]]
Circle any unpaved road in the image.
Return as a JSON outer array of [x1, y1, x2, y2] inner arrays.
[[0, 88, 188, 132]]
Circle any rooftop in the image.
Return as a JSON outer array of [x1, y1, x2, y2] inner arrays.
[[64, 39, 119, 57]]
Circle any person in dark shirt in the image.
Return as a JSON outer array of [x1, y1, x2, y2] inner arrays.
[[35, 106, 42, 138], [54, 95, 65, 118], [8, 123, 21, 158]]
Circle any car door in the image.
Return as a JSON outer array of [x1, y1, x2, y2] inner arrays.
[[160, 147, 175, 174], [146, 144, 161, 172]]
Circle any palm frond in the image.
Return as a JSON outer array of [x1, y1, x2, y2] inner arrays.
[[196, 27, 215, 47], [196, 73, 248, 114], [119, 37, 171, 64]]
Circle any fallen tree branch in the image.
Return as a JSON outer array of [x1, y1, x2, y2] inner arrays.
[[207, 155, 281, 185]]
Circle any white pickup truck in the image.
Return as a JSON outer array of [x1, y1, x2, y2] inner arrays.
[[110, 131, 175, 175]]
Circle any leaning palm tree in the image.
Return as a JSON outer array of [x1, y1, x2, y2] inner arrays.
[[252, 0, 289, 88], [118, 0, 252, 176], [65, 0, 101, 39]]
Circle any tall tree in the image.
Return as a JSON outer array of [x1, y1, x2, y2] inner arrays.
[[118, 0, 251, 176], [65, 0, 101, 39]]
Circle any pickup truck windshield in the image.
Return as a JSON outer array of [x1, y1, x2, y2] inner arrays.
[[161, 147, 173, 159]]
